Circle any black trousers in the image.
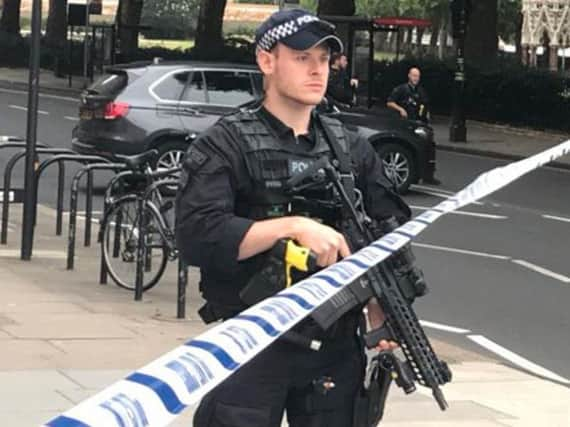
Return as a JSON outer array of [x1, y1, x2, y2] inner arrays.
[[193, 336, 365, 427]]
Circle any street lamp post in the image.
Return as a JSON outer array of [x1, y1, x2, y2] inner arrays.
[[84, 0, 92, 83], [21, 0, 42, 260], [449, 0, 469, 142]]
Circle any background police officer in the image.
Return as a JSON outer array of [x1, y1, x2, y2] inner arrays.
[[327, 52, 359, 106], [176, 9, 410, 427], [387, 67, 430, 123]]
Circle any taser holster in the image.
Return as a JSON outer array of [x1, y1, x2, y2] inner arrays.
[[239, 239, 317, 306]]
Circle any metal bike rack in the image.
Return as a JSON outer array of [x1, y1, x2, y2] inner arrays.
[[1, 136, 26, 143], [0, 142, 51, 242], [102, 166, 180, 301], [98, 170, 134, 285], [29, 153, 112, 257], [97, 165, 181, 301], [0, 140, 50, 194], [1, 148, 72, 244], [97, 167, 185, 310], [134, 193, 146, 301], [177, 258, 188, 319], [0, 141, 48, 148], [133, 170, 180, 302], [67, 162, 126, 270]]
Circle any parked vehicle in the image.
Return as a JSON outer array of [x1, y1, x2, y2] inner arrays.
[[72, 60, 437, 192]]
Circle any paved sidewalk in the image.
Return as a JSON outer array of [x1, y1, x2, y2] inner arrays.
[[431, 117, 570, 169], [0, 67, 89, 98], [0, 206, 569, 426]]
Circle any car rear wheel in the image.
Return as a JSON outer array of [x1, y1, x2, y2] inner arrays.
[[157, 141, 187, 171], [376, 143, 417, 193], [155, 141, 188, 193]]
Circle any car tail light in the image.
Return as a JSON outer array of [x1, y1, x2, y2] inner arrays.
[[104, 102, 130, 120]]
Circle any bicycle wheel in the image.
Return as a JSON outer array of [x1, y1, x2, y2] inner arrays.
[[148, 181, 177, 248], [101, 195, 168, 291]]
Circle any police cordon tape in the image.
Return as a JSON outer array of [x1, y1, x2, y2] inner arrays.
[[45, 140, 570, 427]]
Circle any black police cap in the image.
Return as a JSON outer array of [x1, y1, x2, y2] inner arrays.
[[255, 9, 343, 53]]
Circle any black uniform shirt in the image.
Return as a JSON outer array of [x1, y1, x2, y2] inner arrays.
[[387, 83, 430, 122], [175, 106, 410, 307], [326, 67, 353, 105]]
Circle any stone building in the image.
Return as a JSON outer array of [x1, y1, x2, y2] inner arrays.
[[522, 0, 570, 71]]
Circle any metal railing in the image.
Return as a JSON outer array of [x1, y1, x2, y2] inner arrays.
[[0, 141, 190, 318], [1, 148, 73, 244], [67, 162, 126, 270], [33, 154, 112, 238]]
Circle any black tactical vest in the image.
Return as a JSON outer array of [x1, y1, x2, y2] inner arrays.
[[221, 108, 351, 223]]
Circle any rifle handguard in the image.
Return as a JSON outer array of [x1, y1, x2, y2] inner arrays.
[[373, 217, 429, 301]]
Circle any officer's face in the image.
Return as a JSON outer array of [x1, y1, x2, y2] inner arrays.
[[258, 43, 331, 106], [408, 68, 421, 86], [340, 55, 348, 69]]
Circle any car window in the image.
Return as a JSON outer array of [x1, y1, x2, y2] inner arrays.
[[251, 72, 263, 96], [153, 71, 189, 101], [203, 70, 256, 106], [180, 72, 206, 103], [88, 72, 128, 97]]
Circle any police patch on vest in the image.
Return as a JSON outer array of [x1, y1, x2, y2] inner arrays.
[[187, 147, 208, 169], [289, 159, 313, 176]]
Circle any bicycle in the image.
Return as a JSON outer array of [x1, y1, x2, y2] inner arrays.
[[98, 149, 180, 292]]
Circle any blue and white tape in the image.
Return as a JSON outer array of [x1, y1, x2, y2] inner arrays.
[[45, 140, 570, 427]]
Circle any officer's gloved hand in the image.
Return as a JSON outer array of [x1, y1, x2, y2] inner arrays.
[[290, 216, 351, 267], [366, 298, 399, 352]]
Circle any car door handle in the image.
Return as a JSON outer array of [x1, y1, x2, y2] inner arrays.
[[181, 106, 200, 115]]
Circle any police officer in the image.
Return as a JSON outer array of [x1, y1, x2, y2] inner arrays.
[[387, 67, 430, 123], [327, 52, 359, 106], [176, 9, 410, 427]]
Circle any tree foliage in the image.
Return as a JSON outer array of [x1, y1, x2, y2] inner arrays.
[[45, 0, 67, 48], [117, 0, 145, 60], [300, 0, 318, 12], [356, 0, 442, 19], [317, 0, 355, 16], [188, 0, 508, 64], [465, 0, 499, 66], [194, 0, 228, 57], [0, 0, 22, 35], [497, 0, 522, 44], [141, 0, 200, 39]]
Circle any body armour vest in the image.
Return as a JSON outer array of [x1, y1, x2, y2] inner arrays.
[[221, 108, 351, 223]]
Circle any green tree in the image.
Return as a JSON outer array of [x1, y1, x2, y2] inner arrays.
[[300, 0, 318, 12], [0, 0, 22, 35], [465, 0, 499, 66], [318, 0, 355, 16], [141, 0, 200, 39], [497, 0, 521, 45], [356, 0, 433, 17], [45, 0, 68, 48], [117, 0, 145, 60], [194, 0, 228, 57], [356, 0, 398, 16], [423, 0, 450, 56]]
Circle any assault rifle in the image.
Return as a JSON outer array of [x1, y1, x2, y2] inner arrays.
[[285, 157, 452, 416]]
